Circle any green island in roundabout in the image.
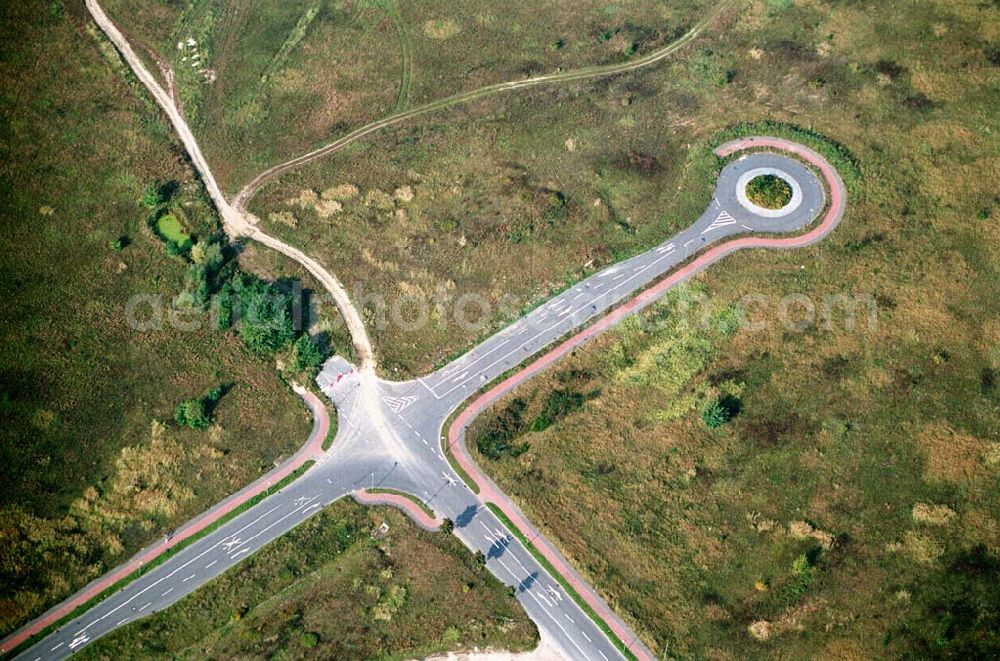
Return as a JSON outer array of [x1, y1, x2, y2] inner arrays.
[[745, 173, 794, 209]]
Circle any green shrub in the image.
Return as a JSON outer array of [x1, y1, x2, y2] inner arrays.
[[175, 398, 210, 430], [745, 174, 793, 209], [475, 398, 530, 460], [174, 385, 227, 430], [300, 631, 319, 648]]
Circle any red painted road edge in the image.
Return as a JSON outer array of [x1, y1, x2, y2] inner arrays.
[[447, 137, 847, 661], [352, 490, 443, 531], [0, 386, 329, 654]]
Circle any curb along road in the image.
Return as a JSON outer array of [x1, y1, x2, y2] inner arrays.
[[0, 386, 328, 655], [352, 490, 443, 531], [445, 137, 847, 660]]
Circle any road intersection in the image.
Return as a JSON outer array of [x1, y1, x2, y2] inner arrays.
[[0, 1, 852, 658], [12, 141, 846, 660]]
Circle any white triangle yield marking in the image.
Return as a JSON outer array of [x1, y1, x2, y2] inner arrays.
[[702, 209, 737, 234]]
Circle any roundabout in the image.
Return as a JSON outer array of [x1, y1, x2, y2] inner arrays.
[[13, 138, 844, 661]]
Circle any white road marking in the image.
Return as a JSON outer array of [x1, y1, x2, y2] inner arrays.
[[75, 501, 289, 635], [205, 560, 218, 569], [222, 537, 243, 551], [565, 613, 574, 623], [116, 618, 129, 627], [582, 631, 592, 642], [230, 548, 250, 560], [160, 588, 173, 597], [69, 635, 90, 650], [137, 602, 151, 612], [702, 208, 737, 234], [430, 247, 681, 400], [382, 395, 418, 413], [182, 574, 196, 582], [50, 642, 64, 651], [599, 650, 609, 660]]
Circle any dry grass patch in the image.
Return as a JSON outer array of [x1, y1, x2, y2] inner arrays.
[[916, 423, 988, 484]]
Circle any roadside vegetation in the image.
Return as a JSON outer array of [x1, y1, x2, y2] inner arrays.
[[101, 0, 712, 191], [77, 503, 537, 659], [0, 0, 334, 638], [461, 0, 1000, 656]]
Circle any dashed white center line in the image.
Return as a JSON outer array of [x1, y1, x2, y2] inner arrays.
[[582, 631, 592, 642], [205, 560, 217, 569], [50, 642, 64, 651], [565, 613, 574, 623], [599, 650, 609, 660], [182, 574, 196, 582], [160, 588, 173, 597], [137, 602, 151, 612]]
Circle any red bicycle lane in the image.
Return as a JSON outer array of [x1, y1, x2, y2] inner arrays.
[[1, 385, 330, 655], [446, 137, 847, 661]]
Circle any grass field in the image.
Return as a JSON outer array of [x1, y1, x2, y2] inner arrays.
[[76, 502, 537, 659], [461, 0, 1000, 655], [249, 70, 722, 376], [101, 0, 712, 192], [0, 0, 314, 637]]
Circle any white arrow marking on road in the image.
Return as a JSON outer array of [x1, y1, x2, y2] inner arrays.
[[69, 635, 90, 650], [442, 471, 456, 485], [547, 585, 563, 602]]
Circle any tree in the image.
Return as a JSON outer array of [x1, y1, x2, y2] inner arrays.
[[234, 277, 297, 355], [292, 334, 325, 373], [141, 180, 178, 209], [191, 241, 224, 270], [701, 394, 741, 428], [174, 385, 226, 430], [474, 550, 486, 567], [441, 518, 455, 534]]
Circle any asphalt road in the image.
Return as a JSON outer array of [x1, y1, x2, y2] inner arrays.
[[16, 148, 841, 660]]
